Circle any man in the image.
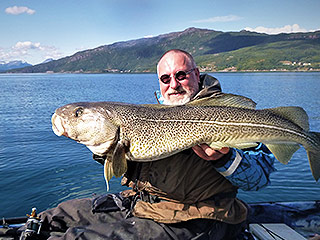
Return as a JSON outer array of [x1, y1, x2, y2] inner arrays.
[[29, 49, 275, 240], [156, 49, 230, 160]]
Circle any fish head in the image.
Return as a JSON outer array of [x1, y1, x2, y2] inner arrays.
[[51, 102, 119, 155]]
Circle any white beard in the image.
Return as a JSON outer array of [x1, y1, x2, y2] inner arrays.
[[162, 94, 192, 105], [162, 84, 198, 106]]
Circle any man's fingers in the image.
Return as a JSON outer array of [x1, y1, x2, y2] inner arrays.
[[218, 147, 230, 155], [192, 145, 229, 161], [192, 145, 210, 160]]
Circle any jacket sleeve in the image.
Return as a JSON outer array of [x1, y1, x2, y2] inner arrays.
[[211, 143, 276, 191]]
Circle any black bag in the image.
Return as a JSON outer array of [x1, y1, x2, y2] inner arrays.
[[91, 193, 131, 213]]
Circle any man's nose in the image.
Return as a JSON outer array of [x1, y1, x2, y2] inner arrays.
[[169, 76, 180, 89]]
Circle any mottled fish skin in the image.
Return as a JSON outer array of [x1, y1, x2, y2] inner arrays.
[[52, 99, 320, 188]]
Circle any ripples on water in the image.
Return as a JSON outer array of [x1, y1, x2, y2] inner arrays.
[[0, 72, 319, 218]]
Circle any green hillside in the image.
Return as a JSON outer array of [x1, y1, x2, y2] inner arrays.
[[7, 28, 320, 73], [195, 40, 320, 71]]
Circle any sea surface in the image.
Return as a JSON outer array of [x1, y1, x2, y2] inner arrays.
[[0, 72, 319, 218]]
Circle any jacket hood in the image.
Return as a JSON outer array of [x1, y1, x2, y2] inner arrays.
[[192, 74, 222, 100]]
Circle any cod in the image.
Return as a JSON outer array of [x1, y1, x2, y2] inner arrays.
[[51, 94, 320, 189]]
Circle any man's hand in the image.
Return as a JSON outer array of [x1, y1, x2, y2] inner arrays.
[[192, 144, 229, 161]]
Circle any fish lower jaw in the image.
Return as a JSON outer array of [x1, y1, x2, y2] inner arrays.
[[52, 127, 64, 136], [86, 140, 115, 156]]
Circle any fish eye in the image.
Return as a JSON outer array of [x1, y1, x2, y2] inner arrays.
[[75, 107, 84, 117]]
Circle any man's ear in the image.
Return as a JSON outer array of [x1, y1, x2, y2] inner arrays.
[[195, 68, 200, 82]]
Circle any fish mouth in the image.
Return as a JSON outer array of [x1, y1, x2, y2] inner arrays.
[[51, 113, 66, 136]]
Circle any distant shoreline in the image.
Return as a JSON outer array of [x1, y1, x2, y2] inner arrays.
[[2, 70, 320, 74], [0, 68, 320, 74]]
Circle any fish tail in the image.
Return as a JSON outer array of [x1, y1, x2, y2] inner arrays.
[[307, 131, 320, 181]]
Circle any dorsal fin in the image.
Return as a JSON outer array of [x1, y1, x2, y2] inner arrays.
[[188, 93, 257, 109], [142, 93, 256, 109], [266, 106, 309, 131]]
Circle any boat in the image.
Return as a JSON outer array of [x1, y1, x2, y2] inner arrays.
[[248, 201, 320, 239], [1, 201, 319, 239]]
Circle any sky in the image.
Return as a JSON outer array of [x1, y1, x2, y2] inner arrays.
[[1, 0, 319, 65]]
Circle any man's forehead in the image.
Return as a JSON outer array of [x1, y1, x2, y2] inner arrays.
[[158, 53, 191, 71]]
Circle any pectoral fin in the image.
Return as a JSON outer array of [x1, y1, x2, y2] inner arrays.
[[112, 140, 129, 178], [265, 143, 300, 164]]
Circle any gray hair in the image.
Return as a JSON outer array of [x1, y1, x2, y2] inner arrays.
[[157, 49, 196, 72]]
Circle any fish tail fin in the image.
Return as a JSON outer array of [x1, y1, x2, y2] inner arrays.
[[307, 131, 320, 181], [307, 150, 320, 181], [104, 160, 114, 191], [265, 143, 300, 164], [309, 131, 320, 149]]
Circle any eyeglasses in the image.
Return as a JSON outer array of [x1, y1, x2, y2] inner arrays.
[[159, 68, 196, 84]]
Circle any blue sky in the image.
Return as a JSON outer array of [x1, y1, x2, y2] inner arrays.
[[1, 0, 319, 65]]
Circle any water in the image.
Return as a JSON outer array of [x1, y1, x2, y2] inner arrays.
[[0, 72, 319, 218]]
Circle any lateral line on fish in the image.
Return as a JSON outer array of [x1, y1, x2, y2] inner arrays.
[[139, 118, 315, 145]]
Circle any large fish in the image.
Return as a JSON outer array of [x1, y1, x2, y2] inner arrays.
[[51, 94, 320, 189]]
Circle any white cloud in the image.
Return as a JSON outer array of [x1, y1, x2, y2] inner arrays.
[[192, 15, 243, 23], [5, 6, 35, 15], [244, 24, 319, 34], [14, 41, 41, 50], [0, 41, 62, 64]]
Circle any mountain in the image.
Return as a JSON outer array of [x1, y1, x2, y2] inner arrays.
[[195, 40, 320, 71], [7, 27, 320, 73], [0, 60, 32, 72], [42, 58, 54, 64]]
